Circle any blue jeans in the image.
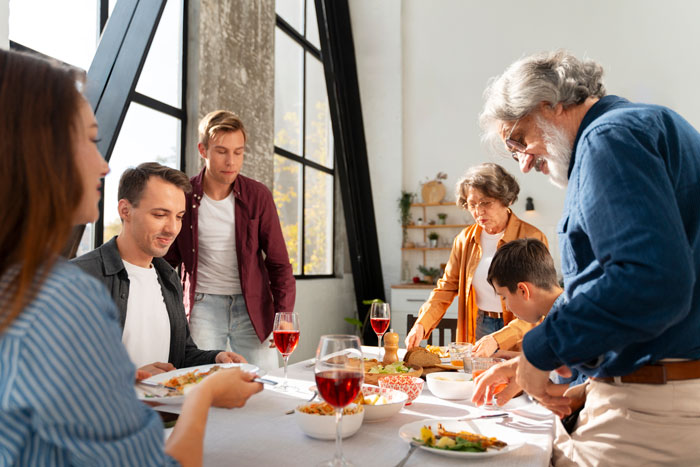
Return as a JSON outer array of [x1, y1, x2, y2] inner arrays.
[[474, 310, 504, 342], [189, 293, 279, 371]]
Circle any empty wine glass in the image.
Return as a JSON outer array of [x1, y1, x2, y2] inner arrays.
[[369, 302, 390, 358], [273, 312, 300, 391], [315, 335, 363, 467]]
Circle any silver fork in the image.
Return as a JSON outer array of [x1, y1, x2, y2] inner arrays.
[[285, 390, 318, 415], [394, 442, 419, 467]]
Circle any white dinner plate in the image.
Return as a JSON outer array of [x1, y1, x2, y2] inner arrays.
[[399, 418, 524, 458], [135, 362, 260, 404]]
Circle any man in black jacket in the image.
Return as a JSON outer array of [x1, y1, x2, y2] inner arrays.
[[73, 162, 246, 376]]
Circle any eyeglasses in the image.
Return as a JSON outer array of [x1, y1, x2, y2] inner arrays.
[[505, 119, 545, 171], [464, 200, 495, 212]]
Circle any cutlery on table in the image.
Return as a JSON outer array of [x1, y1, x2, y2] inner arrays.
[[137, 381, 178, 392], [285, 390, 318, 415], [394, 441, 419, 467], [457, 412, 509, 422], [254, 377, 278, 385]]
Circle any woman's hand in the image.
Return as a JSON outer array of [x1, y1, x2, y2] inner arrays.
[[215, 351, 247, 364], [197, 368, 263, 409], [405, 323, 425, 349], [472, 335, 498, 357]]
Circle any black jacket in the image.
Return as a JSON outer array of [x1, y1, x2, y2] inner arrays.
[[71, 237, 219, 368]]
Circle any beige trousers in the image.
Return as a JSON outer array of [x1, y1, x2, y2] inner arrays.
[[552, 379, 700, 466]]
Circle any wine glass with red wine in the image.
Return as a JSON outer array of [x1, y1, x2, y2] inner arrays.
[[369, 302, 391, 357], [273, 312, 300, 391], [314, 335, 363, 467]]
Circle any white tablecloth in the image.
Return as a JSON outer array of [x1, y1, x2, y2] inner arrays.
[[158, 347, 555, 466]]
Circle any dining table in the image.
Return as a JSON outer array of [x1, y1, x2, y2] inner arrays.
[[156, 346, 556, 466]]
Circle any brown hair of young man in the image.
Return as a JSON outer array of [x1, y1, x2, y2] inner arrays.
[[0, 49, 85, 331], [198, 110, 247, 148], [118, 162, 192, 210], [487, 238, 559, 293]]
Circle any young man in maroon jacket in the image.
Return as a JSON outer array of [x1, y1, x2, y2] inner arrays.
[[166, 111, 295, 370]]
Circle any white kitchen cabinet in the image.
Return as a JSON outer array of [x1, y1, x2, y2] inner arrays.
[[390, 285, 459, 345]]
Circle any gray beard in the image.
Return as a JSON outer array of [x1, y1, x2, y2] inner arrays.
[[536, 116, 573, 189]]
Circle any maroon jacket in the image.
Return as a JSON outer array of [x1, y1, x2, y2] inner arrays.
[[165, 168, 296, 342]]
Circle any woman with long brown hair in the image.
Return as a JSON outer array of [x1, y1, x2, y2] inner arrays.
[[0, 49, 261, 466]]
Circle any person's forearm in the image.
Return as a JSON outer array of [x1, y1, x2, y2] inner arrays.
[[164, 384, 214, 467]]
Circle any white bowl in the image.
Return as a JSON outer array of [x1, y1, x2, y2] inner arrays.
[[426, 371, 474, 400], [360, 385, 408, 422], [294, 404, 364, 440]]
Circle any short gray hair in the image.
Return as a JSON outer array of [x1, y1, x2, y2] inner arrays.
[[456, 163, 520, 209], [480, 50, 606, 152]]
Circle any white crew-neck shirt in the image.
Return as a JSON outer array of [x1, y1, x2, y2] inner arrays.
[[197, 191, 242, 295], [121, 260, 171, 368], [473, 229, 505, 313]]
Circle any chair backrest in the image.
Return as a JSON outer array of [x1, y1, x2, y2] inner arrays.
[[406, 314, 458, 347]]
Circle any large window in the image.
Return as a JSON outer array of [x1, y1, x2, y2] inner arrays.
[[274, 0, 334, 277], [9, 0, 187, 256]]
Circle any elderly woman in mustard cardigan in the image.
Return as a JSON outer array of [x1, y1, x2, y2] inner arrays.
[[405, 163, 548, 349]]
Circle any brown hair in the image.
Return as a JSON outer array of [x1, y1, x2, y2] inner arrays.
[[487, 238, 558, 293], [0, 49, 85, 332], [118, 162, 192, 207], [456, 163, 520, 209], [198, 110, 247, 148]]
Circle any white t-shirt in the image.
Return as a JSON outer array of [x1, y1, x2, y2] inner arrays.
[[473, 229, 505, 313], [121, 260, 171, 368], [197, 192, 242, 295]]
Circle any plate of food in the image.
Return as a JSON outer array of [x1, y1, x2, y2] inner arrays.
[[135, 362, 259, 404], [358, 384, 408, 421], [363, 359, 422, 385], [398, 418, 524, 458]]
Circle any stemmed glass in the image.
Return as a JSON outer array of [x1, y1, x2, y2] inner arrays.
[[369, 302, 391, 358], [273, 312, 300, 391], [315, 335, 364, 467]]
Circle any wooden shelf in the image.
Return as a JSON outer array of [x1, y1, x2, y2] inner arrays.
[[402, 247, 452, 251], [411, 201, 457, 207], [406, 224, 469, 229]]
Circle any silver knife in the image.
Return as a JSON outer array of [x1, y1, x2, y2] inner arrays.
[[457, 412, 508, 421]]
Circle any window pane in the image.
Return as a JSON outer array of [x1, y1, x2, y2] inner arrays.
[[275, 0, 303, 32], [274, 155, 302, 274], [9, 0, 98, 70], [306, 0, 320, 49], [135, 0, 183, 108], [75, 224, 95, 258], [274, 29, 303, 155], [103, 103, 181, 242], [305, 54, 333, 168], [304, 167, 333, 275]]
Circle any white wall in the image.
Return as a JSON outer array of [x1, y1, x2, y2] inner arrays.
[[352, 0, 700, 285], [349, 0, 403, 300], [1, 0, 8, 49]]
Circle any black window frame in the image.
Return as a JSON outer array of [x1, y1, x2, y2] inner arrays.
[[275, 4, 336, 280], [9, 0, 188, 251]]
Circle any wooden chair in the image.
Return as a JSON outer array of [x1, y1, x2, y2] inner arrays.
[[406, 314, 458, 346]]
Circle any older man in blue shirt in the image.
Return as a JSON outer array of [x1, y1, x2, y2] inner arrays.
[[473, 50, 700, 466]]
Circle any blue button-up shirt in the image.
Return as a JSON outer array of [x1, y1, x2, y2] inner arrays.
[[523, 95, 700, 377]]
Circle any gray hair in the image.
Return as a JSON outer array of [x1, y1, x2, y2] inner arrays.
[[479, 50, 606, 152], [456, 163, 520, 209]]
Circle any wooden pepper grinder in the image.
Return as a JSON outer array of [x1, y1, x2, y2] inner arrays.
[[382, 330, 399, 365]]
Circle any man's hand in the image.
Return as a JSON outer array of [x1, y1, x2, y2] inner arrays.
[[139, 362, 176, 377], [471, 357, 521, 407], [472, 335, 498, 357], [516, 355, 571, 415], [215, 351, 247, 364], [539, 380, 588, 418], [197, 368, 264, 408], [405, 323, 425, 350]]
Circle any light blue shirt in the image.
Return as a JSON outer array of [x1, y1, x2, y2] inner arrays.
[[0, 261, 179, 466]]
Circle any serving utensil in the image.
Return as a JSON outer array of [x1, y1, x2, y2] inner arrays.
[[285, 390, 318, 415]]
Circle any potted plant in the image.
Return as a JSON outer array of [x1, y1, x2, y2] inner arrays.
[[398, 190, 415, 246], [437, 213, 447, 225], [418, 265, 441, 284], [428, 231, 439, 248]]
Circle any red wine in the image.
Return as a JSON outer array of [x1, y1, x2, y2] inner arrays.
[[273, 330, 300, 356], [371, 318, 390, 335], [315, 370, 363, 408]]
